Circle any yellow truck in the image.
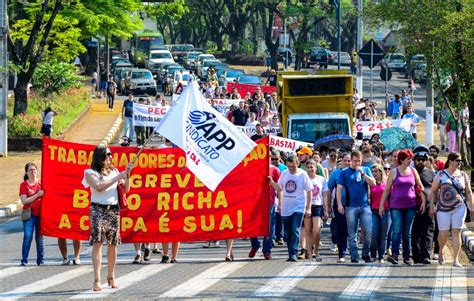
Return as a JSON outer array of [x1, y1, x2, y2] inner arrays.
[[279, 72, 353, 143]]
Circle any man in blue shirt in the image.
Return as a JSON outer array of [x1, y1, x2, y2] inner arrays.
[[337, 150, 376, 263], [327, 153, 351, 263]]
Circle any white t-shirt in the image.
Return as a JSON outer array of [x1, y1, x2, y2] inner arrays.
[[402, 113, 420, 134], [278, 169, 313, 216], [41, 111, 54, 125], [82, 168, 119, 205], [309, 175, 328, 206]]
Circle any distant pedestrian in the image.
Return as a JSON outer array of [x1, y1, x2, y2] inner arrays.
[[175, 70, 184, 94], [41, 107, 58, 138], [106, 75, 117, 112], [99, 71, 108, 98], [19, 162, 44, 266], [122, 94, 134, 142], [91, 69, 98, 96], [58, 239, 83, 265]]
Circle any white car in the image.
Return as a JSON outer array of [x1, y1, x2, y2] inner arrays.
[[194, 54, 215, 72], [197, 59, 221, 79], [184, 51, 202, 69], [145, 50, 175, 74]]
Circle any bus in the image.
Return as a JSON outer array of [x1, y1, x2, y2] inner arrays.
[[130, 31, 164, 67]]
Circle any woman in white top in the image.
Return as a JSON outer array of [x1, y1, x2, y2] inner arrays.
[[83, 146, 131, 291], [41, 107, 57, 138]]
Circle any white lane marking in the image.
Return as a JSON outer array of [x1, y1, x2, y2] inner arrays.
[[0, 266, 89, 301], [0, 267, 34, 280], [160, 262, 247, 298], [433, 266, 468, 300], [340, 265, 390, 299], [69, 264, 173, 299], [253, 262, 319, 297]]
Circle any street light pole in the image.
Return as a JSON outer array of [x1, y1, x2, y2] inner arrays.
[[283, 17, 287, 70], [356, 0, 363, 97], [0, 0, 8, 156], [336, 0, 341, 70]]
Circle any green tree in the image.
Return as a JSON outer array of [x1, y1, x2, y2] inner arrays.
[[31, 61, 83, 99], [8, 0, 142, 116], [367, 0, 474, 165], [146, 0, 189, 44]]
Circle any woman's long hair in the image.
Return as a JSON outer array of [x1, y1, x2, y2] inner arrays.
[[24, 162, 38, 181], [371, 164, 386, 183], [91, 145, 113, 175], [444, 152, 460, 169]]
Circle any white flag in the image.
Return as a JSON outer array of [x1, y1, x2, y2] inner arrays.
[[154, 82, 257, 191]]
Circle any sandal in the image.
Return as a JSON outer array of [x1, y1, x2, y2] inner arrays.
[[107, 277, 118, 289]]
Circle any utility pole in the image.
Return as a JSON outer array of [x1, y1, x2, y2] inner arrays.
[[283, 18, 287, 71], [336, 0, 341, 70], [0, 0, 8, 157], [356, 0, 363, 96]]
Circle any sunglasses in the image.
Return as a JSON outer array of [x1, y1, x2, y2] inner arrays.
[[271, 158, 279, 161], [455, 159, 462, 162], [384, 168, 391, 171]]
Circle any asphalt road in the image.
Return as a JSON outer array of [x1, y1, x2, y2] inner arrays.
[[1, 215, 473, 300]]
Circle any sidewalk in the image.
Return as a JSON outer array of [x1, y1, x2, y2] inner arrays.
[[0, 97, 123, 214]]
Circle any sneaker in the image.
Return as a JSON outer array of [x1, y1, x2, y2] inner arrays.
[[170, 259, 177, 263], [351, 259, 359, 263], [362, 256, 373, 263], [143, 248, 151, 262], [248, 247, 259, 258], [160, 255, 170, 264], [133, 254, 142, 264], [433, 254, 439, 260], [453, 261, 462, 267], [152, 248, 162, 254], [337, 257, 346, 263], [73, 258, 81, 265], [264, 253, 272, 260], [379, 259, 385, 264], [386, 255, 399, 265], [297, 249, 307, 260], [275, 239, 284, 246], [330, 243, 338, 252], [422, 258, 431, 265], [315, 255, 322, 262], [62, 258, 70, 266], [289, 257, 298, 262], [403, 258, 414, 266], [20, 262, 27, 267]]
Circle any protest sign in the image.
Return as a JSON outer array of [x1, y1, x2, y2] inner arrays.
[[40, 137, 269, 243], [236, 126, 281, 137], [269, 135, 313, 153], [133, 103, 168, 127], [227, 83, 277, 98], [354, 119, 410, 139], [154, 83, 257, 191]]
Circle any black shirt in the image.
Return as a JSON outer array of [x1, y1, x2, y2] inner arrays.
[[417, 167, 436, 190], [268, 75, 277, 86], [251, 133, 266, 141], [232, 109, 249, 126]]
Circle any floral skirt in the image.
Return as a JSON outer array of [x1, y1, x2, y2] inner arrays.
[[89, 204, 121, 245]]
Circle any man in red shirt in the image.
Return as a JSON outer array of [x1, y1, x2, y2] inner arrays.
[[248, 162, 281, 260]]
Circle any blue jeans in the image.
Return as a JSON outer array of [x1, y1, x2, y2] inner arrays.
[[282, 212, 304, 258], [346, 206, 372, 261], [333, 203, 348, 258], [123, 117, 134, 141], [371, 210, 391, 260], [251, 205, 276, 254], [22, 215, 44, 265], [274, 212, 285, 241], [390, 207, 416, 260]]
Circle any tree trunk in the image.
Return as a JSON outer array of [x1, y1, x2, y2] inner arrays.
[[13, 75, 29, 116]]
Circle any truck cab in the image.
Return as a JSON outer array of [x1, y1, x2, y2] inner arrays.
[[280, 73, 353, 144]]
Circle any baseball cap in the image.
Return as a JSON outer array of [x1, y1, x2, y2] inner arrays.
[[297, 146, 313, 156]]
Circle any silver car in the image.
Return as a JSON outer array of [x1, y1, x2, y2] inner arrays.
[[129, 69, 157, 96]]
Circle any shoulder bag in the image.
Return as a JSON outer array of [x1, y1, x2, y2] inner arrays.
[[21, 207, 31, 222], [443, 171, 470, 222]]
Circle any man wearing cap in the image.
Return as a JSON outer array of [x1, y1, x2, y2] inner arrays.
[[297, 146, 312, 172], [411, 150, 436, 264], [336, 150, 376, 263]]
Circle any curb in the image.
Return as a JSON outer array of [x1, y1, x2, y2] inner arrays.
[[1, 116, 123, 218], [461, 226, 474, 255]]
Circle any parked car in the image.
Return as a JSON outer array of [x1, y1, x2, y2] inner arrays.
[[303, 48, 331, 68], [194, 54, 216, 72], [129, 69, 157, 96], [235, 75, 261, 85], [170, 44, 194, 63], [198, 59, 221, 79], [384, 53, 407, 72], [331, 51, 351, 66], [145, 50, 175, 74], [218, 69, 246, 87], [111, 59, 132, 71], [405, 54, 425, 78], [184, 51, 202, 69]]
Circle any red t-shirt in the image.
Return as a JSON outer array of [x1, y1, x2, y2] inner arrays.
[[19, 180, 42, 216], [269, 165, 281, 206]]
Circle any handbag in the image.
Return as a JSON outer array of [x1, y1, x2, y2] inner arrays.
[[117, 181, 128, 209], [21, 207, 32, 222]]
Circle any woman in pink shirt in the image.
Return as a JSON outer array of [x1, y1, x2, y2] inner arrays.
[[370, 164, 390, 263]]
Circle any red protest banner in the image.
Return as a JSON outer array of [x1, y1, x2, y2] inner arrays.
[[40, 137, 269, 243], [227, 82, 277, 98]]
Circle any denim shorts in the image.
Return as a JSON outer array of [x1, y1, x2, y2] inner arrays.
[[311, 205, 324, 218]]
